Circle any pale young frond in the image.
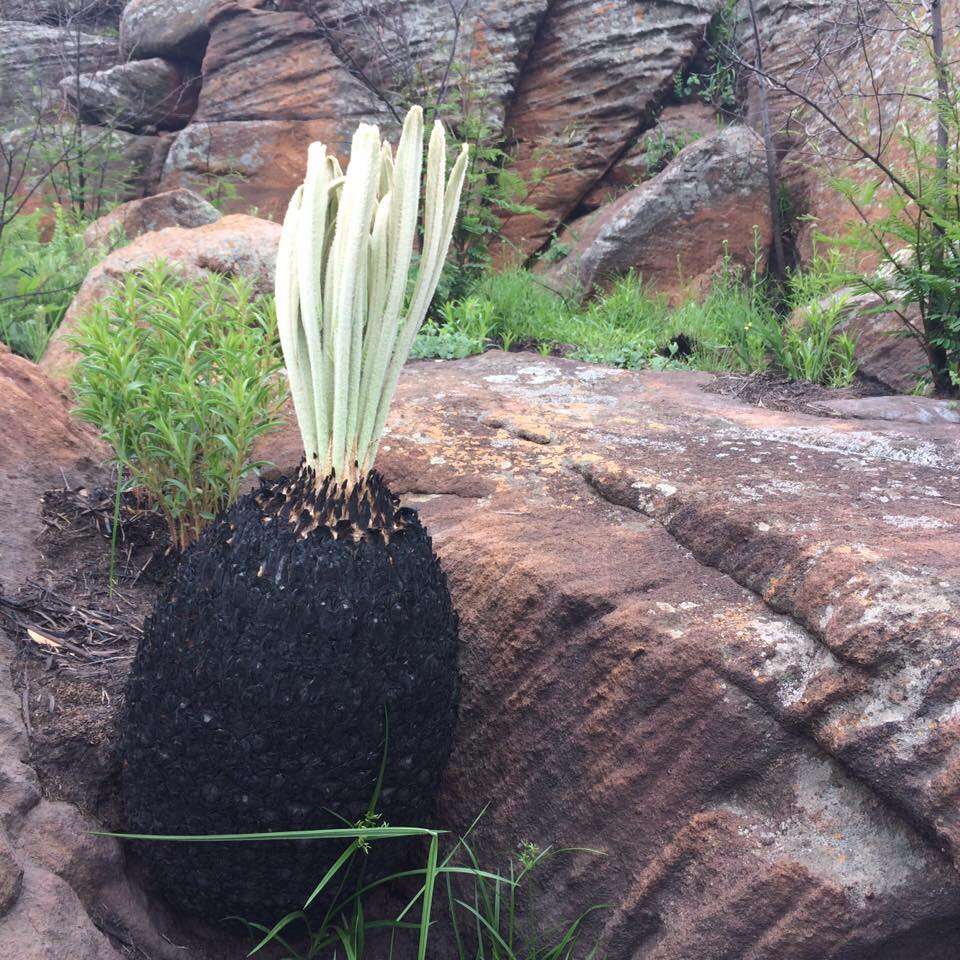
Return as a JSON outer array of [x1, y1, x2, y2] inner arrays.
[[274, 107, 468, 486]]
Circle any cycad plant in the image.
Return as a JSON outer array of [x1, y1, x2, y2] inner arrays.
[[121, 106, 469, 921]]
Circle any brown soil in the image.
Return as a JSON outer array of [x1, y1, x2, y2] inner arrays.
[[705, 371, 887, 416], [0, 482, 170, 825]]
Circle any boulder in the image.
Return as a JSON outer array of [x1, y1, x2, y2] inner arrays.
[[835, 295, 932, 395], [255, 350, 960, 958], [0, 345, 105, 588], [82, 187, 220, 246], [500, 0, 719, 257], [0, 838, 22, 919], [160, 0, 549, 217], [580, 101, 722, 211], [41, 213, 281, 385], [159, 1, 381, 218], [119, 0, 214, 63], [3, 349, 960, 956], [0, 21, 116, 118], [545, 125, 772, 300], [60, 58, 200, 134], [304, 0, 548, 131], [0, 865, 123, 960]]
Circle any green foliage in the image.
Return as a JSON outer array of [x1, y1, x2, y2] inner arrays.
[[71, 264, 285, 551], [196, 166, 249, 213], [673, 0, 742, 113], [412, 297, 491, 359], [641, 128, 702, 177], [111, 813, 606, 960], [417, 252, 857, 388], [32, 122, 139, 221], [823, 4, 960, 395], [765, 296, 858, 388], [0, 207, 105, 361]]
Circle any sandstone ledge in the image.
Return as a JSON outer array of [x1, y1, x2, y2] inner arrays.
[[2, 350, 960, 957]]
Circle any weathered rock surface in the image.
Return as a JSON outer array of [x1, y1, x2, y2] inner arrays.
[[0, 21, 117, 114], [500, 0, 720, 257], [810, 395, 960, 425], [61, 57, 200, 133], [4, 348, 960, 957], [120, 0, 214, 63], [160, 0, 721, 235], [836, 297, 932, 396], [0, 345, 104, 589], [0, 0, 124, 25], [255, 349, 960, 958], [160, 1, 381, 218], [546, 125, 772, 299], [305, 0, 549, 130], [82, 187, 220, 246], [41, 213, 281, 384], [580, 101, 721, 211], [0, 349, 116, 959]]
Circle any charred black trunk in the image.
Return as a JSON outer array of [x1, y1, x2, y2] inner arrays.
[[121, 467, 459, 921]]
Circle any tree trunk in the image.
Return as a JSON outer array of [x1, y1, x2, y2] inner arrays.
[[746, 0, 786, 286]]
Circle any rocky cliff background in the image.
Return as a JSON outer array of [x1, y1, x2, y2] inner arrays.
[[5, 0, 953, 298]]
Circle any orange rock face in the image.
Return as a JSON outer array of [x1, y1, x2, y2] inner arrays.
[[500, 0, 718, 257], [545, 125, 772, 300], [256, 350, 960, 958], [159, 1, 381, 219], [4, 350, 960, 956]]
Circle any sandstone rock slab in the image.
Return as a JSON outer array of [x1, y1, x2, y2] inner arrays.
[[3, 346, 960, 957], [41, 213, 281, 385], [305, 0, 549, 130], [0, 837, 22, 918], [546, 125, 772, 299], [160, 1, 381, 218], [82, 187, 220, 246], [501, 0, 720, 256], [61, 57, 200, 133], [0, 21, 116, 117], [119, 0, 214, 62], [810, 395, 960, 425], [255, 349, 960, 958]]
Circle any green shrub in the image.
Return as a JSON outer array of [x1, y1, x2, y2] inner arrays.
[[765, 295, 858, 388], [673, 0, 742, 114], [641, 128, 703, 178], [424, 247, 858, 386], [412, 297, 492, 359], [0, 207, 104, 361], [71, 263, 285, 550]]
